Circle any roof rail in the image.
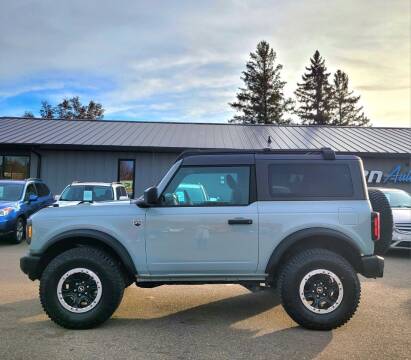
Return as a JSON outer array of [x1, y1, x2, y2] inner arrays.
[[25, 178, 43, 182], [175, 147, 336, 161]]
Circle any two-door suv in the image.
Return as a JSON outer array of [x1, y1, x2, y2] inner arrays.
[[20, 149, 385, 330]]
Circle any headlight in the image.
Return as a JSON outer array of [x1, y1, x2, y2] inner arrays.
[[0, 207, 13, 216]]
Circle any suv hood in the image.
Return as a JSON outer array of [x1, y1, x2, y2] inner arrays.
[[392, 208, 411, 224], [53, 200, 81, 207], [33, 200, 144, 220], [0, 201, 18, 209]]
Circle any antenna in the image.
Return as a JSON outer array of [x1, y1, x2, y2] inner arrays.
[[267, 136, 272, 147]]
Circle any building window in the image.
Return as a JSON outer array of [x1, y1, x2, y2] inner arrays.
[[0, 155, 30, 180], [118, 159, 135, 198]]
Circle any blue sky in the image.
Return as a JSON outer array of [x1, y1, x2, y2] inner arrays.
[[0, 0, 409, 126]]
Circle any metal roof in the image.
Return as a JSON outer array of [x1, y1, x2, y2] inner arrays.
[[0, 117, 410, 155]]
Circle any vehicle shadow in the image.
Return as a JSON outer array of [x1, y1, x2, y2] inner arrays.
[[1, 289, 333, 359], [385, 249, 411, 259]]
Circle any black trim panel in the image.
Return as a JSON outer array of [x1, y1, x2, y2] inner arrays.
[[41, 229, 137, 276], [20, 255, 41, 281], [361, 255, 384, 278], [265, 227, 362, 274]]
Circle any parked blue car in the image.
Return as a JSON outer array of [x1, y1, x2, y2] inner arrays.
[[0, 179, 54, 243]]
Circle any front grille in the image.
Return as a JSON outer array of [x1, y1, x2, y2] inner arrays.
[[396, 223, 411, 234]]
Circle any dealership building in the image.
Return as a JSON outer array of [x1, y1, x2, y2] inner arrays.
[[0, 117, 410, 197]]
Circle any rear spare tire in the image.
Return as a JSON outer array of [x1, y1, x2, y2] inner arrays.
[[368, 188, 393, 255]]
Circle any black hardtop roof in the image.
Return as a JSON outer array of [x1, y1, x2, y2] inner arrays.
[[177, 148, 337, 161]]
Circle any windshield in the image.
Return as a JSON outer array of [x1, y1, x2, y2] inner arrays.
[[60, 185, 114, 202], [0, 183, 24, 201], [381, 189, 411, 208]]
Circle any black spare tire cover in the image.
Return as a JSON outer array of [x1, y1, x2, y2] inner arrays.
[[368, 188, 393, 255]]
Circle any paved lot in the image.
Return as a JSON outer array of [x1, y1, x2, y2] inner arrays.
[[0, 242, 410, 360]]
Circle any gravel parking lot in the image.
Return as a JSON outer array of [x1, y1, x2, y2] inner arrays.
[[0, 242, 410, 360]]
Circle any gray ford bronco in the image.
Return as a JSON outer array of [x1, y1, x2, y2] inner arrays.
[[20, 148, 386, 330]]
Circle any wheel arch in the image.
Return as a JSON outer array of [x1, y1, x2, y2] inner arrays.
[[37, 229, 137, 282], [265, 227, 363, 284]]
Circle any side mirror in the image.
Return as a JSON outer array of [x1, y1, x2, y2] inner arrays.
[[144, 186, 158, 205], [54, 194, 60, 201], [28, 194, 38, 202]]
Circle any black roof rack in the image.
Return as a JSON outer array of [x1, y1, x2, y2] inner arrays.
[[175, 147, 336, 162]]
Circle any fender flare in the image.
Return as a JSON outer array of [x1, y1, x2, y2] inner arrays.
[[42, 229, 137, 275], [265, 227, 362, 274]]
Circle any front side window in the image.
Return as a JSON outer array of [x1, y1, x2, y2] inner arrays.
[[60, 185, 114, 202], [36, 183, 50, 197], [268, 163, 354, 199], [161, 166, 250, 206], [0, 183, 24, 201], [24, 183, 37, 200]]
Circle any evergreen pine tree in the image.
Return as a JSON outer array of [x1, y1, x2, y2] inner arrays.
[[331, 70, 370, 126], [22, 111, 35, 118], [86, 100, 104, 120], [229, 41, 293, 124], [56, 98, 73, 119], [39, 101, 55, 119], [295, 50, 333, 125]]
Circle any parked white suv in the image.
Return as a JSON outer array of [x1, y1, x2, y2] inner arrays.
[[375, 188, 411, 250], [54, 182, 129, 207]]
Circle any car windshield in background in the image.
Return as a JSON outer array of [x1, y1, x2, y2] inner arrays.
[[60, 185, 114, 202], [0, 183, 24, 201], [381, 189, 411, 208]]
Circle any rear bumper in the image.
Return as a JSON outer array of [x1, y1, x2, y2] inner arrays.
[[360, 255, 384, 278], [20, 254, 42, 281]]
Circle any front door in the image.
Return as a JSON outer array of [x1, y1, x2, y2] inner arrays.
[[145, 165, 258, 275]]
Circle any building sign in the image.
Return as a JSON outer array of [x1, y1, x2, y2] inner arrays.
[[365, 165, 411, 184]]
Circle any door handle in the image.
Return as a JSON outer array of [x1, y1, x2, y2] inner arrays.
[[228, 218, 253, 225]]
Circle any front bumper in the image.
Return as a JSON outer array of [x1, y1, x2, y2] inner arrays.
[[20, 255, 42, 280], [391, 230, 411, 249], [360, 255, 384, 278], [0, 218, 15, 236]]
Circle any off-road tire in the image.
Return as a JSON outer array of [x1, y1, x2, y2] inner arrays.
[[279, 248, 361, 330], [10, 217, 25, 244], [40, 247, 125, 329], [368, 188, 393, 255]]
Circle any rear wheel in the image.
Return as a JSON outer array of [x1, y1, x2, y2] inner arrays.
[[40, 247, 125, 329], [279, 248, 360, 330], [368, 188, 393, 255]]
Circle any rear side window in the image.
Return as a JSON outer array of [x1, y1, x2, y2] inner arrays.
[[115, 186, 128, 199], [115, 187, 122, 199], [268, 164, 354, 198], [36, 183, 50, 197], [120, 187, 128, 197]]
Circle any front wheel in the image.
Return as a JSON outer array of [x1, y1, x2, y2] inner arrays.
[[10, 217, 25, 244], [40, 247, 125, 329], [279, 248, 360, 330]]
